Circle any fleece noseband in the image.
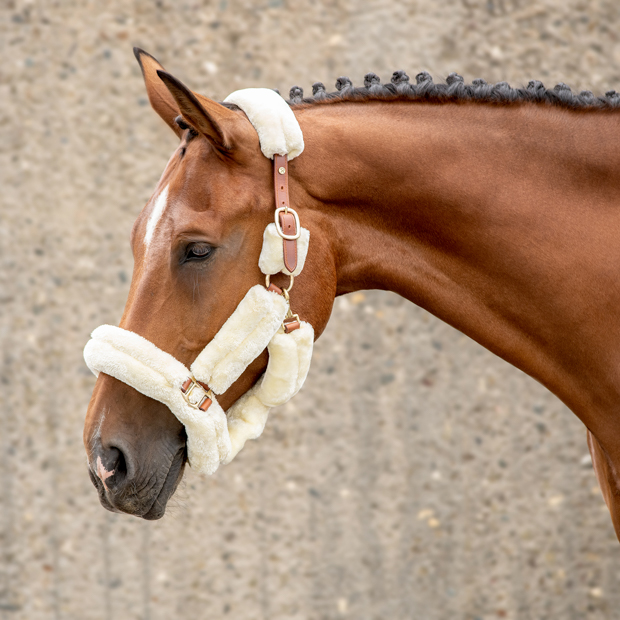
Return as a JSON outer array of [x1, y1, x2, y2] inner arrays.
[[84, 88, 312, 475]]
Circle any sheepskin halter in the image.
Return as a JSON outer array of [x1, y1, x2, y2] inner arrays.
[[84, 88, 313, 475]]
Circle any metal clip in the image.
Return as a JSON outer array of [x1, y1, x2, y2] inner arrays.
[[264, 275, 300, 332]]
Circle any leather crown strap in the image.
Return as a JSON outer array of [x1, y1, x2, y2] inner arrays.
[[273, 154, 299, 274], [265, 154, 302, 335]]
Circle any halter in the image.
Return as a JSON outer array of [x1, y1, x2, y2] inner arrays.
[[84, 88, 313, 475]]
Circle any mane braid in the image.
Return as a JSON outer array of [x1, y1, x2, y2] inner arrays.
[[285, 71, 620, 110]]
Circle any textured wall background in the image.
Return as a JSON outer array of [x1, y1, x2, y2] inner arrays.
[[2, 1, 620, 619]]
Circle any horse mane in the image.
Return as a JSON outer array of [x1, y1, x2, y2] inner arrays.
[[281, 71, 620, 111]]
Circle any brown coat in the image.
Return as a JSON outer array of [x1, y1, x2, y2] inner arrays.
[[84, 50, 620, 539]]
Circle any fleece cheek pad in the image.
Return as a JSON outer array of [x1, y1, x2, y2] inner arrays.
[[258, 322, 314, 407], [190, 285, 288, 394], [223, 320, 314, 462], [258, 223, 310, 277]]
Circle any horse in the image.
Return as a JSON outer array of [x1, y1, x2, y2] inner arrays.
[[83, 48, 620, 540]]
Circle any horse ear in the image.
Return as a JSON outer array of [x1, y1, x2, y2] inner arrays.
[[133, 48, 183, 139], [155, 70, 238, 154]]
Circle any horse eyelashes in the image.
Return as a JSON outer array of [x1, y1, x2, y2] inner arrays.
[[184, 243, 214, 263]]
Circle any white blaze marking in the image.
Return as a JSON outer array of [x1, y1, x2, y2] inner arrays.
[[144, 184, 169, 248], [96, 456, 115, 488]]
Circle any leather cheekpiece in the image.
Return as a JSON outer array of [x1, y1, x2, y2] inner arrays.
[[273, 154, 298, 274]]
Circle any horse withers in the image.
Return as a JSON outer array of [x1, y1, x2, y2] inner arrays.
[[83, 49, 620, 540]]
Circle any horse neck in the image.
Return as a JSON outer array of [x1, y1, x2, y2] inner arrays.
[[293, 100, 620, 421]]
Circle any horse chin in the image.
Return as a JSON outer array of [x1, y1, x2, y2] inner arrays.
[[141, 447, 187, 520], [88, 446, 187, 520]]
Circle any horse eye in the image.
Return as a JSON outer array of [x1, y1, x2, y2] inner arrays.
[[185, 243, 213, 262]]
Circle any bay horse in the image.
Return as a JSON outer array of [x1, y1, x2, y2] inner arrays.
[[83, 48, 620, 540]]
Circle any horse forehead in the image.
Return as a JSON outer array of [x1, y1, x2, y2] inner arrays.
[[141, 170, 195, 239], [138, 149, 263, 254], [140, 183, 189, 257], [138, 183, 220, 257]]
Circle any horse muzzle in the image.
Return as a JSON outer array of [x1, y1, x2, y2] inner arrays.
[[87, 433, 186, 520]]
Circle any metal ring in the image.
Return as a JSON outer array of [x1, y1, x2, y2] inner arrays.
[[283, 275, 294, 293], [265, 274, 294, 294]]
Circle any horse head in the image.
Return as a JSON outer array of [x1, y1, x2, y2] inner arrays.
[[83, 49, 337, 519]]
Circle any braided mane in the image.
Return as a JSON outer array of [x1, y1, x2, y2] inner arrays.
[[283, 71, 620, 110]]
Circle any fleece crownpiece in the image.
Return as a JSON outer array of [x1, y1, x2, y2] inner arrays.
[[223, 88, 304, 160]]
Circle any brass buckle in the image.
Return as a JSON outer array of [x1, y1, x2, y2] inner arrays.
[[274, 206, 301, 240], [180, 377, 212, 411]]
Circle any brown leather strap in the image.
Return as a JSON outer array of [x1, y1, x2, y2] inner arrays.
[[283, 318, 301, 334], [198, 397, 212, 412], [272, 154, 303, 334], [273, 153, 289, 210], [279, 212, 298, 273], [273, 154, 298, 274], [180, 378, 211, 393]]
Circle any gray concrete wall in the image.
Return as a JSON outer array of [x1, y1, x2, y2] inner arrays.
[[2, 1, 620, 618]]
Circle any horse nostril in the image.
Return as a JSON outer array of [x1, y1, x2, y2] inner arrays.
[[96, 446, 128, 489]]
